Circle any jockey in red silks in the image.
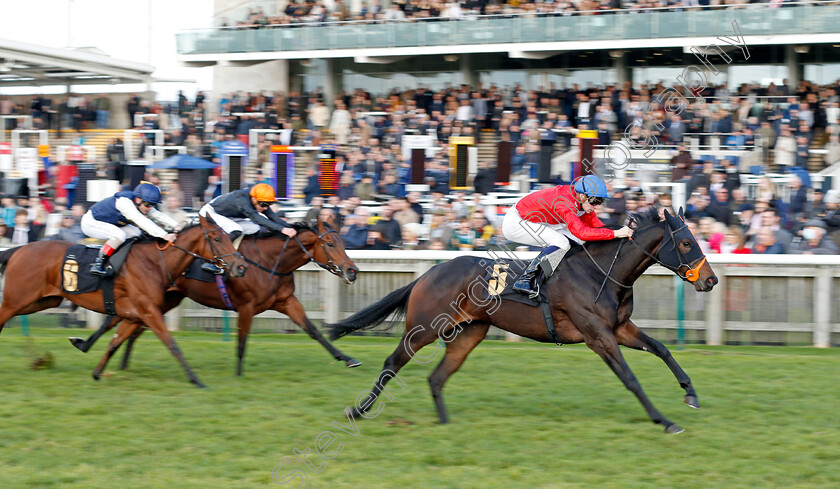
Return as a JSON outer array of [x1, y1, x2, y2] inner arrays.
[[501, 175, 634, 298]]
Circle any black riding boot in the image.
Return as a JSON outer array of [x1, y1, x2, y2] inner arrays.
[[512, 255, 542, 299], [90, 250, 111, 277]]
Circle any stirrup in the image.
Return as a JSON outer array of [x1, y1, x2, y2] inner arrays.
[[201, 262, 224, 275], [89, 265, 112, 277]]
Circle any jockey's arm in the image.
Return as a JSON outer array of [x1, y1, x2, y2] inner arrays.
[[146, 207, 180, 232], [237, 199, 286, 233], [115, 197, 168, 239], [262, 206, 292, 229]]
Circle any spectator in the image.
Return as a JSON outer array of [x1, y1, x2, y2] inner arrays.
[[302, 168, 321, 205], [789, 220, 839, 255], [340, 208, 370, 250], [753, 227, 786, 254], [721, 225, 751, 254], [305, 196, 324, 222], [49, 211, 85, 243], [0, 219, 12, 247], [8, 209, 43, 246]]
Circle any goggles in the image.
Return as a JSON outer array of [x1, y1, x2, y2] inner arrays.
[[140, 201, 156, 208], [587, 196, 605, 206], [257, 201, 274, 208]]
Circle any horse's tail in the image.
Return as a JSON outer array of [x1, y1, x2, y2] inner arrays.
[[327, 279, 419, 340], [0, 247, 22, 274]]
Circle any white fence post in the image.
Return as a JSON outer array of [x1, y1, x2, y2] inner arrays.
[[705, 267, 725, 346], [323, 268, 341, 324], [813, 267, 832, 348]]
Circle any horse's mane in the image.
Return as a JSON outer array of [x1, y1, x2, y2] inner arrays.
[[565, 207, 662, 258], [626, 207, 663, 230]]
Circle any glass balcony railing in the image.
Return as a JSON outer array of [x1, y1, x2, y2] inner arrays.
[[176, 4, 840, 56]]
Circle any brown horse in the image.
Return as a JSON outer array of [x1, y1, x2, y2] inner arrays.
[[0, 215, 246, 387], [71, 217, 361, 378], [328, 208, 718, 433]]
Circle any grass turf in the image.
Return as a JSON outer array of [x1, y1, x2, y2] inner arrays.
[[0, 328, 837, 489]]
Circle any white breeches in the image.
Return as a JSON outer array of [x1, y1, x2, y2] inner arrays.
[[199, 204, 261, 235], [502, 206, 578, 251], [81, 211, 141, 246]]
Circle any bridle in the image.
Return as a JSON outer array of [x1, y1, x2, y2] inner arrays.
[[627, 217, 707, 283], [583, 216, 707, 301], [158, 219, 244, 273], [293, 227, 351, 277]]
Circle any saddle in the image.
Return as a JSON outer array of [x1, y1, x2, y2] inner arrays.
[[61, 240, 137, 316], [482, 257, 562, 345]]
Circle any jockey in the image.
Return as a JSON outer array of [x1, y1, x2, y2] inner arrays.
[[198, 183, 297, 273], [81, 182, 181, 276], [501, 175, 634, 298]]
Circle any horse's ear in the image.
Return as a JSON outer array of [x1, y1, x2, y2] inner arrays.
[[678, 207, 686, 221], [663, 208, 672, 219]]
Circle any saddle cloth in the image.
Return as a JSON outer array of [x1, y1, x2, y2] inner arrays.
[[482, 258, 549, 307], [60, 241, 134, 294]]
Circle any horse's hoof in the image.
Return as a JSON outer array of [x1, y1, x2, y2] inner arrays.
[[685, 395, 700, 409], [68, 337, 87, 352], [92, 372, 101, 381], [348, 407, 363, 419], [345, 358, 362, 368], [192, 380, 208, 389], [665, 423, 685, 435]]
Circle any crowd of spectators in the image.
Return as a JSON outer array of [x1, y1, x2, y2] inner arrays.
[[4, 77, 840, 255], [219, 0, 828, 29]]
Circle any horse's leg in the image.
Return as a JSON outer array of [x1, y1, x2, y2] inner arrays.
[[350, 322, 439, 419], [120, 327, 145, 370], [69, 315, 118, 352], [138, 307, 206, 388], [275, 295, 361, 368], [235, 306, 255, 377], [121, 290, 181, 370], [428, 322, 490, 424], [585, 332, 683, 434], [92, 321, 141, 380], [616, 319, 700, 409]]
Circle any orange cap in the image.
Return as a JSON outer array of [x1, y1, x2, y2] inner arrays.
[[249, 183, 277, 202]]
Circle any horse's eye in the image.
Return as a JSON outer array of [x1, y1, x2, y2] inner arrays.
[[681, 239, 692, 249], [214, 237, 221, 242], [327, 242, 335, 248]]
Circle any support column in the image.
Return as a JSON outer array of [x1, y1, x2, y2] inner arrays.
[[460, 54, 477, 87], [612, 52, 631, 86], [325, 58, 340, 107], [785, 45, 801, 90]]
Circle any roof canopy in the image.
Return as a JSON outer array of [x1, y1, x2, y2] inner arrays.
[[0, 38, 154, 88]]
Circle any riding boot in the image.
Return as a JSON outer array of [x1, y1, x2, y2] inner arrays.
[[89, 250, 111, 277], [512, 255, 542, 299]]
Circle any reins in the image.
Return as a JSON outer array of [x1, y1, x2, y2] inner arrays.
[[582, 217, 707, 300]]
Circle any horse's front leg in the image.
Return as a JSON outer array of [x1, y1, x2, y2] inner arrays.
[[274, 295, 361, 368], [616, 319, 699, 409], [584, 326, 683, 434], [137, 306, 206, 388]]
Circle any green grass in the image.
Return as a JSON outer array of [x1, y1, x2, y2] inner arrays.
[[0, 328, 838, 489]]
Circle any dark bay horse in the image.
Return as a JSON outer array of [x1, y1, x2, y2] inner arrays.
[[0, 215, 246, 387], [72, 217, 361, 378], [328, 208, 718, 434]]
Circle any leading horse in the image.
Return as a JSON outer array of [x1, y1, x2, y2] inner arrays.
[[0, 215, 246, 387], [72, 217, 361, 378], [328, 208, 717, 433]]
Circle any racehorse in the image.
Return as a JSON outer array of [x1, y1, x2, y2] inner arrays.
[[328, 208, 718, 433], [70, 217, 361, 378], [0, 215, 246, 387]]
